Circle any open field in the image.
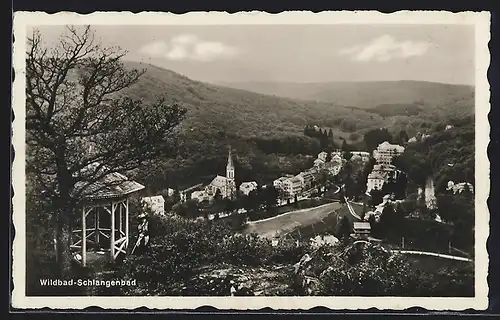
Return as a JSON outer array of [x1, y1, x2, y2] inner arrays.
[[243, 202, 344, 238], [242, 200, 367, 239]]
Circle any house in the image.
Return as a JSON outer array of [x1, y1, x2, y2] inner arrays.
[[313, 158, 325, 167], [331, 153, 342, 163], [350, 151, 370, 162], [141, 195, 165, 215], [353, 222, 371, 238], [324, 163, 342, 176], [191, 190, 213, 203], [240, 181, 258, 196], [445, 124, 454, 130], [317, 151, 328, 162], [373, 141, 405, 165], [180, 183, 204, 202], [310, 235, 339, 248], [366, 172, 385, 193]]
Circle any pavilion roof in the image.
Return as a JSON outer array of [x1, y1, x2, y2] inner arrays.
[[74, 167, 145, 201]]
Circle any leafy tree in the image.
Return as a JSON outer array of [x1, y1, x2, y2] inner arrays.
[[378, 203, 395, 238], [26, 26, 186, 275], [398, 130, 409, 145], [213, 189, 222, 202], [263, 186, 279, 210], [325, 152, 332, 163], [173, 199, 200, 218], [341, 140, 350, 152], [245, 189, 260, 212], [363, 128, 393, 153], [337, 216, 352, 244], [369, 188, 384, 207]]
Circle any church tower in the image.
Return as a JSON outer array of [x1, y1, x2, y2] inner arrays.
[[226, 147, 235, 181]]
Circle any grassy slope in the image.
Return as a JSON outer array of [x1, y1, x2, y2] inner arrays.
[[216, 80, 475, 110], [122, 61, 385, 139], [243, 202, 344, 238]]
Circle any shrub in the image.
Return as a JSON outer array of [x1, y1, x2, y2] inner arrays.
[[219, 233, 274, 266]]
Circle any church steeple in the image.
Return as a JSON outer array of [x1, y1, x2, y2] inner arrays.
[[226, 147, 235, 181]]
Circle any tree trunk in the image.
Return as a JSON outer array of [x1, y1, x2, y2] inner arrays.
[[55, 211, 73, 278]]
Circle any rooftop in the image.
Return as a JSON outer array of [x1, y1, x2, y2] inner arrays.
[[75, 171, 145, 200]]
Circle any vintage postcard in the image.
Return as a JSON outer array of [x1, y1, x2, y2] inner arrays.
[[11, 11, 490, 310]]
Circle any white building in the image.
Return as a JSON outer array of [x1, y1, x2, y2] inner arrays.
[[373, 141, 405, 165], [273, 177, 287, 189], [141, 195, 165, 215], [298, 171, 316, 189], [350, 151, 370, 162], [239, 181, 258, 196], [283, 176, 303, 198], [445, 124, 454, 130], [366, 172, 385, 193], [314, 158, 325, 167], [191, 190, 213, 203], [331, 153, 342, 163]]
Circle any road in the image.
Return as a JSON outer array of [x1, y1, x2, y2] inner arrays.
[[391, 249, 473, 262]]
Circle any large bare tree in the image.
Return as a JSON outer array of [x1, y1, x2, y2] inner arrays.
[[26, 26, 187, 275]]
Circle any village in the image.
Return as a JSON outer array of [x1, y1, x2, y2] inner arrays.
[[138, 131, 474, 251]]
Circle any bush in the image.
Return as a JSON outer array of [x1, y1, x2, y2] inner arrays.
[[219, 233, 274, 266], [268, 238, 310, 264]]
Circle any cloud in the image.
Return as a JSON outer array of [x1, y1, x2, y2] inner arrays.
[[339, 35, 431, 62], [138, 34, 239, 62]]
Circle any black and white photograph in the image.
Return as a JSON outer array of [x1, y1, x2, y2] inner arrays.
[[12, 11, 490, 310]]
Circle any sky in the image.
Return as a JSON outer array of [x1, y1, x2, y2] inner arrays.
[[31, 24, 475, 85]]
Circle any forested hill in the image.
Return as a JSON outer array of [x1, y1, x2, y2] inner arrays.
[[215, 80, 475, 113], [120, 61, 474, 191]]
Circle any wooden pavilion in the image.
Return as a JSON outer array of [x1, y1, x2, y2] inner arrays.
[[70, 171, 145, 267]]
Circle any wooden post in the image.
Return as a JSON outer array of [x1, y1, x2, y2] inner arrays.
[[402, 237, 405, 249], [125, 199, 129, 249], [82, 206, 87, 267], [110, 202, 115, 262], [95, 207, 99, 248], [119, 201, 123, 239]]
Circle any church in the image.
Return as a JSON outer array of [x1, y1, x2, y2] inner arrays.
[[206, 148, 237, 199], [190, 148, 237, 202]]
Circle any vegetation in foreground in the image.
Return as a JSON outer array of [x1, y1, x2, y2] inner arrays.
[[27, 214, 474, 297]]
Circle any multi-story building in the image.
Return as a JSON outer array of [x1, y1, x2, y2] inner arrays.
[[283, 176, 303, 198], [366, 171, 385, 193], [297, 171, 315, 190], [373, 141, 405, 165]]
